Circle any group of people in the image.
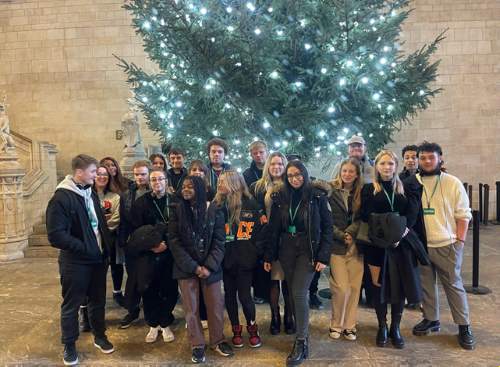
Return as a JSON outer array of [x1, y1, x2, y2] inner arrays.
[[46, 135, 476, 366]]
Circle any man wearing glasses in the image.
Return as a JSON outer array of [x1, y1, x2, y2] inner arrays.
[[129, 168, 179, 344]]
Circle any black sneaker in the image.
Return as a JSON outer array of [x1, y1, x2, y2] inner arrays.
[[119, 312, 139, 329], [191, 346, 206, 364], [309, 293, 324, 310], [94, 335, 114, 354], [63, 343, 78, 366], [458, 325, 476, 350], [412, 319, 440, 336], [213, 341, 234, 357], [113, 292, 126, 308]]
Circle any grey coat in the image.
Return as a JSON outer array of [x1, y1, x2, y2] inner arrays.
[[328, 186, 361, 255]]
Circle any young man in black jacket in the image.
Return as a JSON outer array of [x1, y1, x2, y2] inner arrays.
[[118, 160, 151, 329], [130, 168, 179, 344], [46, 154, 114, 366]]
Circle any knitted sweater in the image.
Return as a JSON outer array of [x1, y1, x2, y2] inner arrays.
[[417, 172, 471, 248]]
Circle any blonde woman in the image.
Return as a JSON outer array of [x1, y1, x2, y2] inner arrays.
[[328, 158, 364, 341], [215, 171, 265, 349], [249, 152, 295, 335], [360, 150, 423, 349]]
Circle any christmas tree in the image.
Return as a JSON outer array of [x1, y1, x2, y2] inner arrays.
[[118, 0, 444, 169]]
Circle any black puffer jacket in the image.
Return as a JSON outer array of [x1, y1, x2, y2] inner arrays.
[[46, 188, 111, 264], [264, 183, 334, 265], [169, 202, 226, 284]]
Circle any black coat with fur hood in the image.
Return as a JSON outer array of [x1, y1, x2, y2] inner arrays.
[[264, 180, 334, 265]]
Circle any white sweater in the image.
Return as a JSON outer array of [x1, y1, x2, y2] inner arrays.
[[417, 172, 472, 248]]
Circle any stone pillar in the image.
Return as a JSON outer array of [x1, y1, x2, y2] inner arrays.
[[0, 150, 28, 261]]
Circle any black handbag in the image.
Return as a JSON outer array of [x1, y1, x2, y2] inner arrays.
[[368, 212, 407, 249]]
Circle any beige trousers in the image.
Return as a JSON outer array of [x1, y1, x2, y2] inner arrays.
[[329, 244, 364, 331]]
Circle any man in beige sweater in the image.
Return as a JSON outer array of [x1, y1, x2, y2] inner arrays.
[[408, 142, 475, 350]]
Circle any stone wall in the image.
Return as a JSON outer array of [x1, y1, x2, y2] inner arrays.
[[0, 0, 499, 213], [389, 0, 500, 214], [0, 0, 159, 176]]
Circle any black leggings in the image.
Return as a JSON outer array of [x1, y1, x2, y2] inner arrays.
[[223, 267, 256, 326]]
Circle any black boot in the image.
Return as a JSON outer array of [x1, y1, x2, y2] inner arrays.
[[389, 313, 405, 349], [270, 307, 281, 335], [286, 337, 308, 366], [458, 325, 476, 350], [79, 306, 91, 332], [376, 324, 388, 347]]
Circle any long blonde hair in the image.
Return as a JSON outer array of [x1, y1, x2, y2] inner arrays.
[[330, 158, 363, 213], [214, 171, 251, 225], [373, 150, 405, 195], [254, 152, 288, 194], [254, 152, 288, 216]]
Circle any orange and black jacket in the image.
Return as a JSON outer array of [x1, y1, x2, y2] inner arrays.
[[221, 196, 267, 271]]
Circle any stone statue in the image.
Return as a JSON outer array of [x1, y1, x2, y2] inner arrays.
[[0, 94, 15, 153], [121, 96, 142, 150]]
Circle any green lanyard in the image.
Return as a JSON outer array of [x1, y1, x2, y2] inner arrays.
[[423, 175, 440, 209], [289, 199, 302, 224], [382, 188, 395, 212], [288, 199, 302, 234]]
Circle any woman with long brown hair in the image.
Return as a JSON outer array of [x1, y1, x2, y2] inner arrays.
[[327, 158, 364, 341], [263, 160, 333, 366], [100, 157, 130, 194], [215, 171, 265, 349]]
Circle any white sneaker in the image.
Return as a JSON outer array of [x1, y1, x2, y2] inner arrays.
[[343, 329, 357, 341], [329, 328, 342, 340], [145, 326, 160, 343], [201, 320, 208, 330], [161, 326, 175, 343]]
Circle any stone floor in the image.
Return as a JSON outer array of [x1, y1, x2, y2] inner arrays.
[[1, 226, 500, 367]]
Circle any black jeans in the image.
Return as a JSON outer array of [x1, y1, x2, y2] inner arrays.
[[280, 234, 315, 339], [59, 260, 107, 344], [124, 255, 141, 315], [142, 254, 178, 328], [223, 266, 256, 326]]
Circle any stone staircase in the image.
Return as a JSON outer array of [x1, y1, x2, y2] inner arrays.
[[24, 216, 58, 258]]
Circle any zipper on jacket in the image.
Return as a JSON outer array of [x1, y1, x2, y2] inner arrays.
[[308, 197, 314, 266]]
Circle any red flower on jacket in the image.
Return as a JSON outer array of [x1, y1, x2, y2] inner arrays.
[[102, 200, 112, 210]]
